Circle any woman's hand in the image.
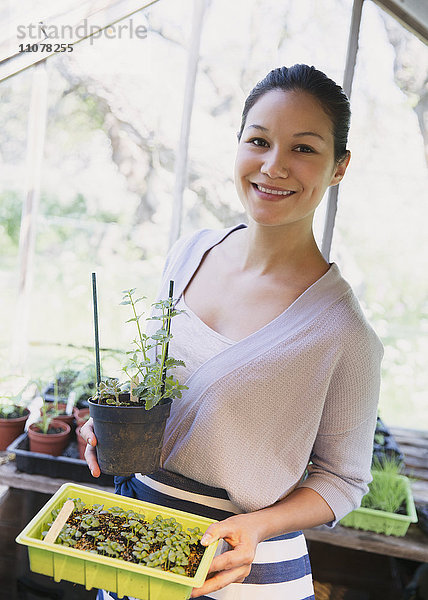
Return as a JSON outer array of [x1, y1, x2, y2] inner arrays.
[[190, 513, 261, 598], [79, 417, 101, 477]]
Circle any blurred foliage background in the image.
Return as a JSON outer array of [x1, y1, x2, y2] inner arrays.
[[0, 0, 427, 428]]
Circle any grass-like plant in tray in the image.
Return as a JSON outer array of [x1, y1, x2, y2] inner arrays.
[[361, 456, 407, 514]]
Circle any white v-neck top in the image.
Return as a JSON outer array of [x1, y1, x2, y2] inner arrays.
[[148, 224, 383, 524], [169, 295, 235, 385]]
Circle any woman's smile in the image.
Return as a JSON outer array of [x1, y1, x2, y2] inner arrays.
[[251, 182, 296, 199]]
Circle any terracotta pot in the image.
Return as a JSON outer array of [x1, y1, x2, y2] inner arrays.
[[73, 407, 90, 427], [75, 425, 87, 460], [0, 409, 30, 451], [28, 420, 71, 456]]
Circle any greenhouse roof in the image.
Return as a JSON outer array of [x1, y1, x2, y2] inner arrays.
[[374, 0, 428, 43], [0, 0, 427, 83]]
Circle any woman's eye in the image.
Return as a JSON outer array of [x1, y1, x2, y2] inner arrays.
[[295, 145, 315, 153], [248, 137, 269, 147]]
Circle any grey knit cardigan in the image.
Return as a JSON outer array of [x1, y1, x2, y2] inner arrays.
[[151, 224, 384, 526]]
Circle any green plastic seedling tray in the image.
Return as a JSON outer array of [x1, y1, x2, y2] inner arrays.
[[340, 474, 418, 536], [16, 483, 220, 600]]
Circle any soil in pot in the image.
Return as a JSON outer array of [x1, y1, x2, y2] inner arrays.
[[0, 408, 30, 451], [89, 396, 172, 476], [28, 420, 71, 456]]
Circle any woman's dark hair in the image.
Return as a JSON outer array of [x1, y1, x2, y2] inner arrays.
[[237, 64, 351, 163]]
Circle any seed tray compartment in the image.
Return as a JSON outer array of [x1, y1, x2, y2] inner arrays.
[[16, 483, 219, 600], [7, 433, 114, 486]]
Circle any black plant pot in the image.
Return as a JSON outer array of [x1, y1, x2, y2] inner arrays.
[[372, 417, 404, 467], [88, 397, 172, 476]]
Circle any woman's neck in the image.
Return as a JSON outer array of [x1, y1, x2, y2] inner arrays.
[[235, 221, 328, 278]]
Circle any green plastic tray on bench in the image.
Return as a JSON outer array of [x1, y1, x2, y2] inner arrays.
[[340, 474, 418, 536]]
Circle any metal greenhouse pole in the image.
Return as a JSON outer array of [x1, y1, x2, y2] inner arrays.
[[168, 0, 210, 249], [321, 0, 364, 261], [10, 61, 49, 371]]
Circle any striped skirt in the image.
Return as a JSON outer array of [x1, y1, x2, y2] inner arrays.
[[98, 469, 315, 600]]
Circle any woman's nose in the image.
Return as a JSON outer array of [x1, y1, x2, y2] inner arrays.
[[260, 150, 289, 178]]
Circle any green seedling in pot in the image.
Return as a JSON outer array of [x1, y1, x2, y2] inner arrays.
[[0, 382, 31, 422], [37, 400, 59, 434], [0, 404, 28, 419], [91, 289, 187, 410], [34, 377, 64, 434], [93, 378, 124, 406]]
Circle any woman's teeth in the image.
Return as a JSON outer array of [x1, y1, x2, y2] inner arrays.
[[256, 184, 294, 196]]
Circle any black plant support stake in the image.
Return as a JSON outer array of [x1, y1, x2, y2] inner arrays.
[[92, 272, 101, 389], [160, 280, 174, 399]]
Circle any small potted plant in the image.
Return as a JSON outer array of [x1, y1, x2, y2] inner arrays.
[[0, 391, 30, 451], [41, 378, 74, 429], [340, 456, 418, 536], [88, 283, 186, 476], [28, 399, 71, 456]]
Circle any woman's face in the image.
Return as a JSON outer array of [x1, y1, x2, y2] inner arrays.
[[234, 90, 350, 229]]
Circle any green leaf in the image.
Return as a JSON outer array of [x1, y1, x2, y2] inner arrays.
[[144, 396, 158, 410], [171, 566, 186, 575]]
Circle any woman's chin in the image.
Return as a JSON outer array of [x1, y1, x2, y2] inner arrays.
[[248, 212, 290, 227]]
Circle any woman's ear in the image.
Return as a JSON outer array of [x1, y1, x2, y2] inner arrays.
[[330, 150, 351, 186]]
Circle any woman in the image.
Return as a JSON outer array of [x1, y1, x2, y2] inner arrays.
[[82, 64, 383, 600]]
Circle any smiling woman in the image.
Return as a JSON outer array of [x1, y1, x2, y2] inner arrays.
[[234, 90, 349, 229], [81, 64, 383, 600]]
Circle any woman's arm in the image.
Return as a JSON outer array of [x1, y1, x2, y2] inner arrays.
[[191, 487, 333, 598], [243, 486, 334, 539]]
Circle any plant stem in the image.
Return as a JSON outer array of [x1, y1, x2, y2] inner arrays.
[[159, 281, 174, 400], [54, 378, 59, 414], [129, 291, 149, 368]]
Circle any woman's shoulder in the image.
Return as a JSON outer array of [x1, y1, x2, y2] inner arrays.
[[327, 265, 383, 357], [160, 224, 247, 288]]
